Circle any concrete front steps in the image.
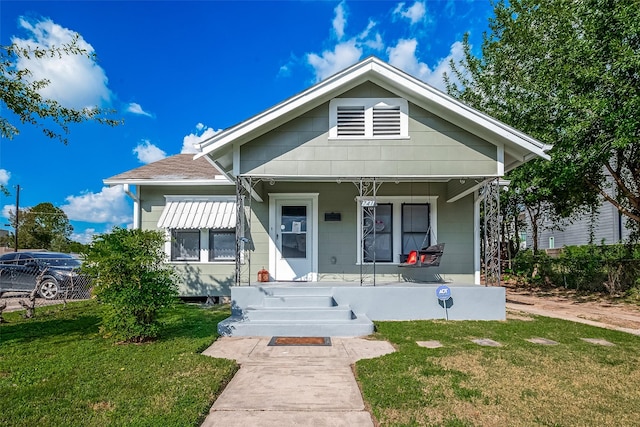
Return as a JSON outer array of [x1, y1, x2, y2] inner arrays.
[[217, 287, 374, 337]]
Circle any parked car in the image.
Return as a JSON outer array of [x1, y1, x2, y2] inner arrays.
[[0, 252, 85, 299]]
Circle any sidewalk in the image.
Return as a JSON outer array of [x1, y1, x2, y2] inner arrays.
[[200, 337, 395, 427]]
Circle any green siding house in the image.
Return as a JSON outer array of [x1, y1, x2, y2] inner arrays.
[[105, 57, 550, 299]]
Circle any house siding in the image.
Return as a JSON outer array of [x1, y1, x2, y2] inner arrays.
[[247, 181, 475, 284], [525, 173, 633, 250], [239, 84, 498, 178], [137, 181, 475, 296], [528, 201, 631, 250], [140, 185, 237, 297]]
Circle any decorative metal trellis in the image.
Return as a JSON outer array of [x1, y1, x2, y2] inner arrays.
[[235, 176, 260, 286], [482, 178, 501, 287], [354, 178, 383, 286]]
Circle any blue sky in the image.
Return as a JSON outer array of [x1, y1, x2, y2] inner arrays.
[[0, 0, 494, 244]]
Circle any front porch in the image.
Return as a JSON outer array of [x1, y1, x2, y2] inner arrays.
[[218, 281, 505, 337]]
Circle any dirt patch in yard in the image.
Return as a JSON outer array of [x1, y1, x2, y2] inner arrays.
[[504, 282, 640, 333]]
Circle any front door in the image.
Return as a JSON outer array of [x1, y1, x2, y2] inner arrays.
[[270, 195, 317, 281]]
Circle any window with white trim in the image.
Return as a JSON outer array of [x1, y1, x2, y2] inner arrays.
[[330, 98, 408, 139], [357, 196, 437, 264], [169, 228, 237, 263]]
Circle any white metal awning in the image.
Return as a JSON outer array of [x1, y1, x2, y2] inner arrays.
[[157, 197, 236, 229]]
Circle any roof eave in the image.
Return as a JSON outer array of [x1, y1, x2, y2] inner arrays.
[[103, 179, 232, 186]]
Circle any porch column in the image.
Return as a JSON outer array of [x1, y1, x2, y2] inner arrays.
[[474, 190, 481, 285], [482, 178, 501, 287], [235, 176, 257, 286], [354, 178, 382, 286]]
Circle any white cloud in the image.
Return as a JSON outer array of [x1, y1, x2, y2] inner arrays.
[[387, 38, 464, 91], [306, 10, 386, 82], [11, 17, 112, 109], [182, 125, 220, 154], [333, 2, 347, 39], [364, 33, 384, 51], [126, 102, 153, 117], [307, 40, 362, 82], [61, 185, 131, 224], [0, 169, 10, 186], [70, 228, 98, 244], [394, 1, 427, 25], [133, 140, 166, 164], [2, 204, 16, 219]]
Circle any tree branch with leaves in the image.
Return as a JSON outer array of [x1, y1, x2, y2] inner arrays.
[[445, 0, 640, 240], [1, 33, 122, 145]]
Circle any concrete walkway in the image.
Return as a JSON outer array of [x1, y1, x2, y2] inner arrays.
[[200, 337, 396, 426]]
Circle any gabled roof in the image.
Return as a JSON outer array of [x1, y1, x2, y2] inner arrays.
[[104, 154, 231, 186], [195, 56, 551, 169]]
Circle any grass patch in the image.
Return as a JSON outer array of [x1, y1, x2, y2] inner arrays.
[[0, 301, 237, 426], [356, 316, 640, 426]]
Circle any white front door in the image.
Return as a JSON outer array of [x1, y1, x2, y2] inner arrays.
[[270, 194, 318, 281]]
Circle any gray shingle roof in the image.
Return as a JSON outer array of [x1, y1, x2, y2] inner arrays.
[[104, 154, 226, 183]]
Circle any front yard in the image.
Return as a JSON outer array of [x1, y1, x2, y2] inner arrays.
[[3, 299, 640, 426], [0, 301, 237, 426], [356, 315, 640, 426]]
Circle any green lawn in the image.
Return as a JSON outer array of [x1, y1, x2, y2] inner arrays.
[[0, 301, 237, 427], [356, 314, 640, 427], [4, 301, 640, 426]]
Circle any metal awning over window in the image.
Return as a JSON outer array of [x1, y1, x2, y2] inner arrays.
[[157, 197, 236, 229]]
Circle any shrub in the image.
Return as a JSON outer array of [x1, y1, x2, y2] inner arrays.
[[555, 245, 607, 292], [512, 243, 640, 295], [512, 249, 554, 286], [82, 228, 178, 342]]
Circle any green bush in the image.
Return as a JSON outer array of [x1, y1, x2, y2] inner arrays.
[[513, 243, 640, 295], [512, 249, 554, 285], [556, 245, 607, 292], [82, 228, 178, 342]]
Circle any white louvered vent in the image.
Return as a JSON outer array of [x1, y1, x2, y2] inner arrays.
[[337, 106, 365, 136], [373, 105, 401, 136], [330, 98, 407, 138]]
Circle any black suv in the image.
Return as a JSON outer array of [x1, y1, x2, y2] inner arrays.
[[0, 252, 84, 299]]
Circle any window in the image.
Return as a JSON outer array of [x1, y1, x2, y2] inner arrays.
[[357, 196, 437, 264], [363, 203, 393, 262], [402, 203, 430, 258], [160, 196, 238, 263], [170, 229, 237, 263], [171, 230, 200, 261], [330, 98, 408, 139], [209, 230, 236, 261]]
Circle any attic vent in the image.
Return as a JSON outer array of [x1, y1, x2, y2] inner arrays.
[[329, 98, 408, 139], [373, 105, 401, 136], [337, 106, 365, 136]]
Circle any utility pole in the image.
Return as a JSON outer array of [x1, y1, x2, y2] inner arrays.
[[14, 184, 20, 252]]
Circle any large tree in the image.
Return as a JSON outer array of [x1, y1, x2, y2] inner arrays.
[[7, 202, 73, 251], [446, 0, 640, 244], [1, 33, 122, 145]]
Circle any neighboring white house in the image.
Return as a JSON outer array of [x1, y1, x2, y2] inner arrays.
[[105, 56, 551, 297], [525, 177, 633, 250]]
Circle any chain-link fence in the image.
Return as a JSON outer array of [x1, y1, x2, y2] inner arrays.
[[0, 254, 93, 317]]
